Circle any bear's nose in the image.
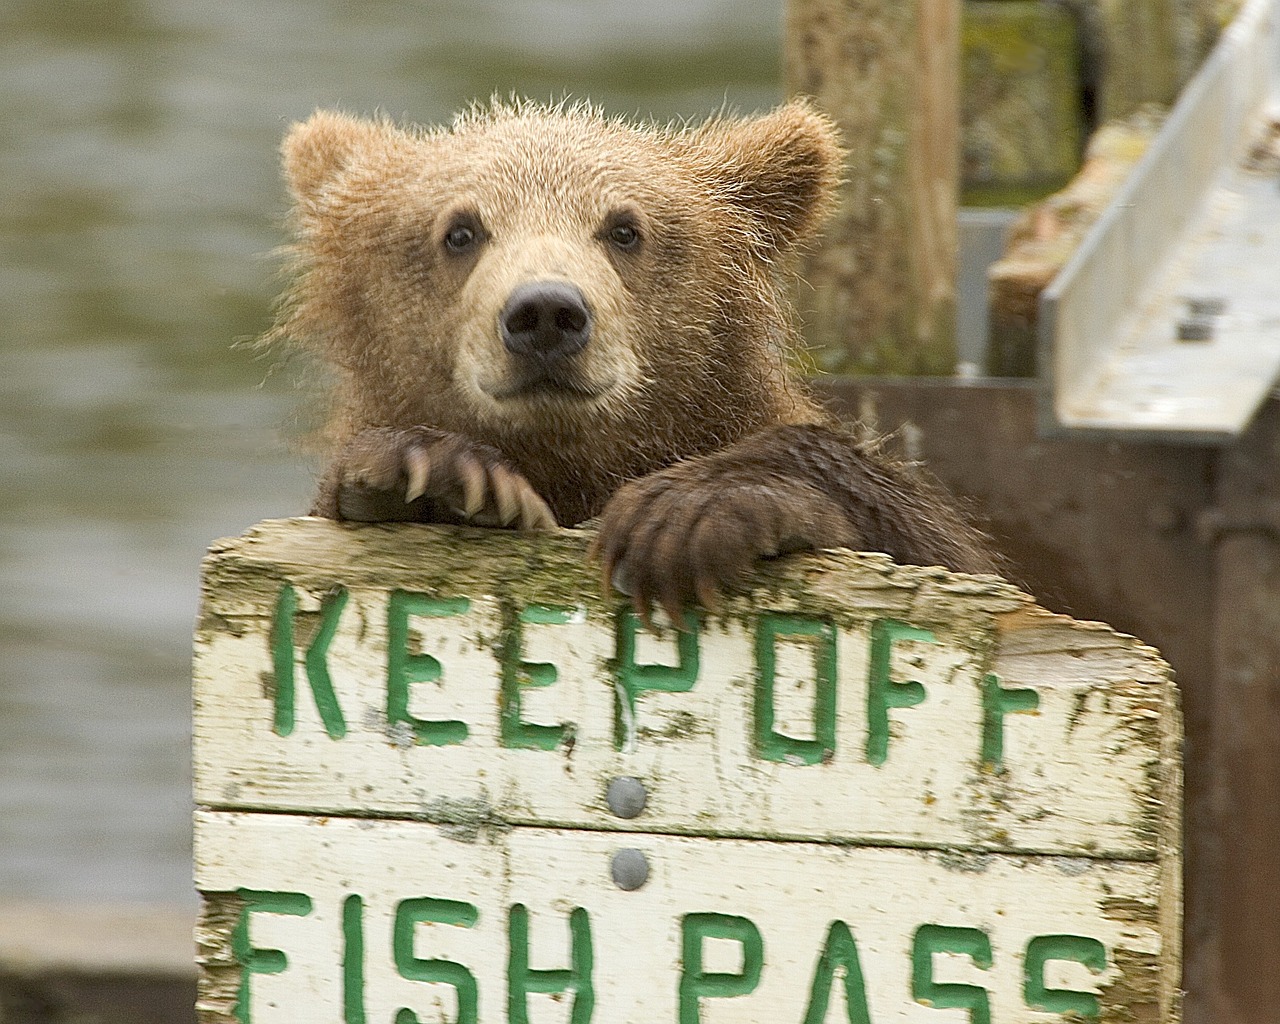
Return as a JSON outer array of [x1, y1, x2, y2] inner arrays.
[[500, 281, 592, 362]]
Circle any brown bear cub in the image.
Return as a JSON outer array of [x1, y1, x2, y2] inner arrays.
[[272, 99, 998, 621]]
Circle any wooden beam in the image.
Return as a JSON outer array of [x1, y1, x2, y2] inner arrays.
[[785, 0, 960, 375]]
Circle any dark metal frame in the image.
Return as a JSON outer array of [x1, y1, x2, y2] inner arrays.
[[819, 377, 1276, 1024]]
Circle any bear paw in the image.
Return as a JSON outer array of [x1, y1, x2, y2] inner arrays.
[[593, 470, 855, 624], [328, 427, 557, 531]]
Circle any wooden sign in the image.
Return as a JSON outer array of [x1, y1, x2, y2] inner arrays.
[[193, 518, 1181, 1023]]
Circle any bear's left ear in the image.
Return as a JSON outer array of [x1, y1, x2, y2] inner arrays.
[[683, 99, 843, 255]]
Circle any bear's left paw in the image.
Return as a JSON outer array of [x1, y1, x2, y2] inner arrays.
[[593, 472, 856, 624]]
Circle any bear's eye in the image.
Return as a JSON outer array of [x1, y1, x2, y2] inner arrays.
[[607, 223, 640, 249], [444, 223, 478, 252]]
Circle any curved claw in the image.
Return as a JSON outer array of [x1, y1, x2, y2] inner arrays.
[[488, 464, 522, 526], [658, 591, 687, 633], [404, 448, 432, 503], [694, 577, 722, 616], [632, 593, 656, 631], [591, 532, 621, 595], [457, 455, 486, 518], [519, 489, 558, 532]]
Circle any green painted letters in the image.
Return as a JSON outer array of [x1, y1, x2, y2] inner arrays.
[[802, 921, 872, 1024], [270, 584, 348, 739], [507, 903, 594, 1024], [678, 913, 763, 1023], [866, 619, 936, 766], [912, 924, 992, 1024], [342, 894, 364, 1024], [981, 673, 1040, 769], [1024, 934, 1106, 1018], [231, 889, 313, 1024], [386, 591, 471, 746], [393, 897, 479, 1024], [501, 605, 576, 750], [614, 609, 699, 749], [755, 614, 837, 764]]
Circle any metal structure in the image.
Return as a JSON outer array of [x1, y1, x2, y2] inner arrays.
[[1040, 0, 1280, 442], [818, 377, 1279, 1024]]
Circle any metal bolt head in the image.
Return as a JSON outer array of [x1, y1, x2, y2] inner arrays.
[[1176, 316, 1214, 342], [610, 848, 649, 891], [1184, 296, 1227, 317], [605, 776, 647, 819]]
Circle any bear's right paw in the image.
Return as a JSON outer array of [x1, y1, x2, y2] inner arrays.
[[331, 427, 557, 531]]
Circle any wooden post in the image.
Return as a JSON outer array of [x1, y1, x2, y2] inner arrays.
[[785, 0, 960, 375], [193, 519, 1182, 1021], [1095, 0, 1225, 119]]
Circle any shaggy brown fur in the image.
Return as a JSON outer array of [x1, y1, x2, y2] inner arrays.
[[272, 99, 998, 620]]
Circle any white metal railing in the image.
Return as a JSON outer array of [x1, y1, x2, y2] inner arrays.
[[1039, 0, 1280, 441]]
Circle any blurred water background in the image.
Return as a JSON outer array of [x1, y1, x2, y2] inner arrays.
[[0, 0, 783, 905]]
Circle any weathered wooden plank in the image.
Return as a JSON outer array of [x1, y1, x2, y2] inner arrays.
[[194, 809, 1176, 1024], [194, 518, 1179, 861]]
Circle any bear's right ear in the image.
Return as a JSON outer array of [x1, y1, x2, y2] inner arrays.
[[282, 110, 406, 205]]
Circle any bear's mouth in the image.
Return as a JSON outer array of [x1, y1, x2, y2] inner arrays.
[[481, 367, 614, 403]]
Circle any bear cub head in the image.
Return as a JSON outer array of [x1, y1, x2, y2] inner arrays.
[[274, 100, 841, 522]]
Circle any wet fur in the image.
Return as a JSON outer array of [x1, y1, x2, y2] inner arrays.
[[271, 99, 999, 618]]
